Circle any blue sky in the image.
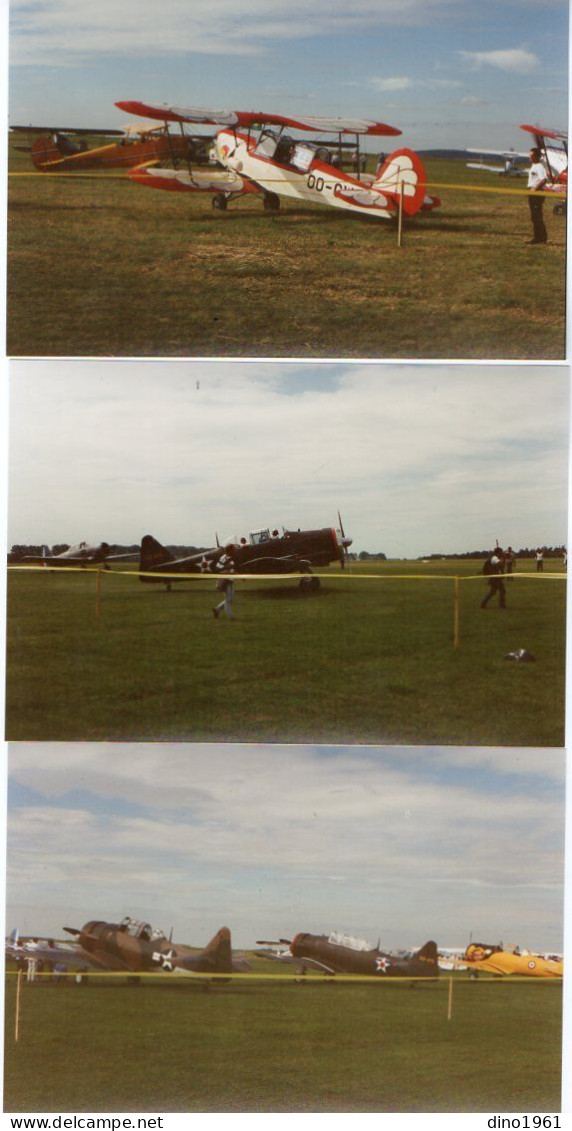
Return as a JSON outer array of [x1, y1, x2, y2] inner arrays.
[[7, 743, 566, 950], [8, 361, 569, 557], [9, 0, 568, 150]]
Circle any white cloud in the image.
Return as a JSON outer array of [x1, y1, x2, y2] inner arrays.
[[9, 0, 458, 66], [371, 77, 414, 92], [459, 48, 539, 73]]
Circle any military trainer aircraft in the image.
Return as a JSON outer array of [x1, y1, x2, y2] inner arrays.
[[20, 542, 137, 568], [7, 917, 249, 982], [460, 941, 563, 978], [115, 101, 440, 220], [256, 931, 440, 979], [139, 518, 352, 590]]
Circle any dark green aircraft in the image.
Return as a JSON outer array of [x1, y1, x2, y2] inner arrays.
[[257, 930, 439, 978], [138, 516, 352, 591], [7, 917, 249, 981]]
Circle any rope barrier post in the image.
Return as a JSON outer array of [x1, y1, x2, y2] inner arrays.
[[397, 180, 404, 247], [15, 968, 22, 1043], [447, 973, 454, 1021], [453, 576, 460, 650]]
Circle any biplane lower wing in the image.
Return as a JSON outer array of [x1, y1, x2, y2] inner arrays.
[[127, 164, 256, 198]]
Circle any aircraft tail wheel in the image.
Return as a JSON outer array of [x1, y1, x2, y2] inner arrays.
[[263, 192, 280, 211], [299, 575, 320, 593], [553, 201, 566, 217], [212, 194, 228, 211]]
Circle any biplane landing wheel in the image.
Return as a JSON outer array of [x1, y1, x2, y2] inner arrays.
[[299, 575, 320, 593], [263, 191, 280, 212], [553, 201, 566, 217], [212, 194, 228, 211]]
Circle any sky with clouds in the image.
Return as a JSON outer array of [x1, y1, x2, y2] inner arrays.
[[9, 0, 568, 151], [6, 743, 565, 951], [8, 361, 569, 557]]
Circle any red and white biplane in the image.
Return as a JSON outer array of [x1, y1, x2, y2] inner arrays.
[[115, 102, 440, 220]]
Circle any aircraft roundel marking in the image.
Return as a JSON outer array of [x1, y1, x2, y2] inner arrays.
[[528, 960, 536, 970], [375, 957, 391, 973]]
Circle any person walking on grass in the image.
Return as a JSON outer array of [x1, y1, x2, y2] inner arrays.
[[213, 575, 235, 619], [481, 548, 507, 609]]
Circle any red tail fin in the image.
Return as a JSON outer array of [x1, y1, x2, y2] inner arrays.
[[373, 148, 427, 216]]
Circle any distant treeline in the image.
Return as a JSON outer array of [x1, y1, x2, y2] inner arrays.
[[417, 547, 566, 561]]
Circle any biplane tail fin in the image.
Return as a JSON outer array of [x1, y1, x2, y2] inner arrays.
[[139, 534, 175, 581], [31, 135, 66, 171], [372, 147, 427, 216]]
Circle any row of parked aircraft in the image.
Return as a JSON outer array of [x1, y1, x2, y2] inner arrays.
[[6, 919, 563, 983], [15, 517, 353, 590], [12, 103, 566, 223]]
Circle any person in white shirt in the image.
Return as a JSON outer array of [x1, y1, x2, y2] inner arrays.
[[527, 147, 548, 244]]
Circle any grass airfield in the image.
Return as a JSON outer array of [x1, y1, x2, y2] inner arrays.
[[6, 558, 566, 745], [7, 137, 566, 359], [4, 970, 562, 1112]]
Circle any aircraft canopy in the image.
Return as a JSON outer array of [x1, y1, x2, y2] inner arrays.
[[328, 931, 373, 952]]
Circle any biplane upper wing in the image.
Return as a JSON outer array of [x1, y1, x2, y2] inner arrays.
[[116, 101, 402, 136], [10, 125, 126, 137], [520, 124, 568, 144]]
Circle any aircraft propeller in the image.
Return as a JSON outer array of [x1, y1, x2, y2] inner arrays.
[[337, 510, 352, 569]]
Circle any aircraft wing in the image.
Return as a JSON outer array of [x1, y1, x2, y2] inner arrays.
[[10, 125, 125, 137], [466, 161, 526, 176], [6, 939, 95, 971], [520, 124, 568, 143], [466, 148, 528, 159], [116, 102, 401, 136], [254, 949, 336, 974]]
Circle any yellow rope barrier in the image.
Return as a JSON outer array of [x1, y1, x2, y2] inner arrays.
[[7, 171, 565, 198], [4, 968, 562, 983], [6, 564, 567, 581]]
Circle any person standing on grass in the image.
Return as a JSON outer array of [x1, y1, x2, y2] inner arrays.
[[481, 548, 506, 609], [505, 545, 516, 582], [213, 575, 235, 619], [536, 549, 544, 572], [526, 147, 548, 244]]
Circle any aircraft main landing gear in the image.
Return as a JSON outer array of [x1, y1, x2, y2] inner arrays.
[[212, 194, 228, 211], [299, 575, 320, 593], [263, 192, 280, 211]]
